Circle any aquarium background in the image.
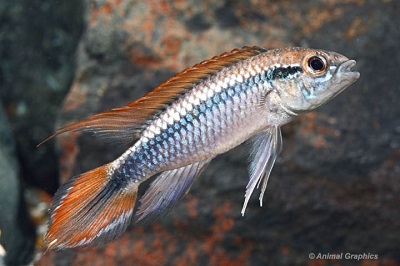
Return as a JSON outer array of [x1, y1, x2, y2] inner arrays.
[[0, 0, 399, 265]]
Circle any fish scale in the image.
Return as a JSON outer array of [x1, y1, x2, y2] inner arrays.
[[112, 64, 267, 183], [41, 46, 359, 249]]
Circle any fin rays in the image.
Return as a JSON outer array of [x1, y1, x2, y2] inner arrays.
[[43, 46, 272, 249], [38, 46, 266, 147], [242, 126, 282, 215], [136, 159, 212, 224], [45, 164, 137, 250]]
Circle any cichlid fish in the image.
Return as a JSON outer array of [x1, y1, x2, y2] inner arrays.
[[41, 46, 359, 250]]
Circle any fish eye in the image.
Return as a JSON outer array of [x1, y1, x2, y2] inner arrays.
[[304, 54, 328, 76], [308, 56, 325, 71]]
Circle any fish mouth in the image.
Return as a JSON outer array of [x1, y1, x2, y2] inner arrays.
[[326, 59, 360, 100], [337, 60, 360, 82]]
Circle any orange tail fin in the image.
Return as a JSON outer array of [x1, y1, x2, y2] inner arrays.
[[44, 163, 137, 250]]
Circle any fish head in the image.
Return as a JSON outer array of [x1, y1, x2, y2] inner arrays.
[[271, 48, 360, 115]]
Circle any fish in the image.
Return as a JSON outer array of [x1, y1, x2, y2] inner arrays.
[[40, 46, 360, 250]]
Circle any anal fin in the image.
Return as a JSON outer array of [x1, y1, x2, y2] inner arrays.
[[135, 159, 211, 223]]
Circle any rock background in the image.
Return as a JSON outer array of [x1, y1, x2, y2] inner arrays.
[[0, 101, 35, 265], [0, 0, 83, 193], [0, 0, 82, 264], [0, 0, 399, 265]]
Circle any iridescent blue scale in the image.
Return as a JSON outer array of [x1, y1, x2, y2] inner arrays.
[[44, 47, 359, 250], [234, 84, 241, 94], [212, 93, 221, 104], [180, 117, 187, 127], [205, 98, 213, 108], [192, 108, 200, 117], [227, 87, 235, 97], [115, 71, 267, 184], [220, 90, 228, 101], [199, 103, 207, 112]]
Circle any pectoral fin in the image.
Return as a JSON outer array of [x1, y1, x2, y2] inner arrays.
[[135, 159, 212, 223], [242, 126, 282, 215]]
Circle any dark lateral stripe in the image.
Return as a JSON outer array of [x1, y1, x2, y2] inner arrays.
[[120, 64, 304, 180], [269, 66, 303, 80]]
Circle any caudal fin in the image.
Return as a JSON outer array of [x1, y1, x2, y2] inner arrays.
[[44, 163, 137, 250]]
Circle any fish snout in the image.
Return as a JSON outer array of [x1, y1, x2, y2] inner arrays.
[[337, 60, 360, 82]]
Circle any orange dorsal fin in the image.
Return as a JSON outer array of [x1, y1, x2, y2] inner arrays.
[[38, 46, 267, 147], [36, 105, 153, 147], [150, 46, 266, 95]]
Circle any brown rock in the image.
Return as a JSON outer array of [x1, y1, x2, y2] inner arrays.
[[39, 0, 400, 265]]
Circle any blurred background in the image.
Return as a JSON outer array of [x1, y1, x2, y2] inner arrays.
[[0, 0, 399, 265]]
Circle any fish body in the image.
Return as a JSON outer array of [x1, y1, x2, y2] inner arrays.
[[42, 46, 359, 249]]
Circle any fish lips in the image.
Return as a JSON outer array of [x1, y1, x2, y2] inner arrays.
[[329, 59, 360, 98], [336, 59, 360, 84]]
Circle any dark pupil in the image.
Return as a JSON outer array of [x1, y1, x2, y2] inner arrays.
[[308, 56, 324, 71]]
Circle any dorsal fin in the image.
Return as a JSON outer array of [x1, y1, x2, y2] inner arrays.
[[38, 46, 267, 147]]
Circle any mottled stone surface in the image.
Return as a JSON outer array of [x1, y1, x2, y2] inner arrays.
[[37, 0, 400, 265], [0, 102, 35, 265], [0, 0, 83, 264], [0, 0, 83, 193]]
